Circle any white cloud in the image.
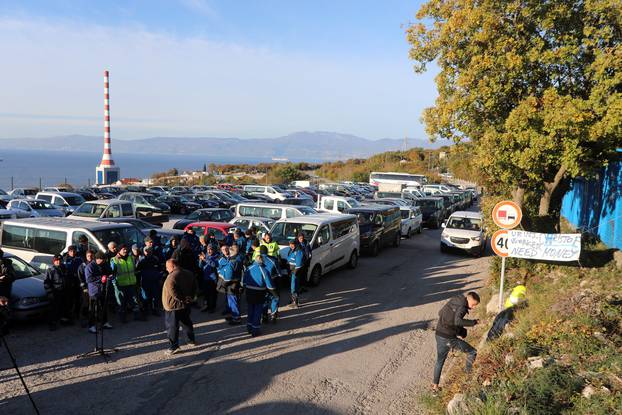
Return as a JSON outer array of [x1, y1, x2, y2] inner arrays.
[[0, 16, 437, 140], [179, 0, 218, 18]]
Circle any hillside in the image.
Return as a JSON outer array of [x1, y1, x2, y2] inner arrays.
[[0, 132, 441, 161]]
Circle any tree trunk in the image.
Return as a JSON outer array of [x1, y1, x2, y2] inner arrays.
[[539, 165, 567, 216], [511, 186, 525, 209]]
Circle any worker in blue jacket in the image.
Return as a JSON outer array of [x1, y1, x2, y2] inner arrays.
[[259, 246, 280, 323], [242, 255, 275, 337], [287, 240, 304, 308], [63, 245, 84, 321], [199, 245, 220, 313], [217, 245, 241, 325], [233, 229, 247, 252]]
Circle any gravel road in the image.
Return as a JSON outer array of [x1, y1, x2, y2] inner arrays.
[[0, 226, 488, 415]]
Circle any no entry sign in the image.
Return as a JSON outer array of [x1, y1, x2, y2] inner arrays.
[[492, 201, 522, 229]]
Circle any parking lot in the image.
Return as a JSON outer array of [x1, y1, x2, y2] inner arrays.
[[0, 222, 488, 415]]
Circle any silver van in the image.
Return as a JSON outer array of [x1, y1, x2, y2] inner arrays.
[[35, 191, 85, 215], [234, 203, 317, 221], [270, 214, 360, 286], [0, 218, 144, 270]]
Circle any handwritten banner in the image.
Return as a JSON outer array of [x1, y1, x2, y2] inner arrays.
[[506, 230, 581, 261]]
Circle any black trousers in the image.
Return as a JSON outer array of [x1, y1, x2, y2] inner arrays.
[[88, 296, 108, 327], [165, 306, 195, 350]]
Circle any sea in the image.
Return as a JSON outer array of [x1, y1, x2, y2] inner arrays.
[[0, 149, 280, 190]]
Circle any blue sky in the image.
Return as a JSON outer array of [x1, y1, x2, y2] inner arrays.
[[0, 0, 438, 140]]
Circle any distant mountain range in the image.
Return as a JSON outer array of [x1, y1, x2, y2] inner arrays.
[[0, 131, 441, 161]]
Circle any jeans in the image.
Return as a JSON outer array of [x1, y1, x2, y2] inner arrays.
[[165, 307, 195, 350], [202, 279, 217, 311], [433, 334, 477, 385], [290, 271, 299, 296]]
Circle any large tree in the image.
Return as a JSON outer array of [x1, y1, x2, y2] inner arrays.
[[408, 0, 622, 228]]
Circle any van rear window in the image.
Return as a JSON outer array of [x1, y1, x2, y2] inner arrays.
[[1, 224, 67, 255]]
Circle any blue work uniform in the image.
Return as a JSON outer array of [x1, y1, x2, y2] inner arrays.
[[287, 248, 304, 299], [242, 260, 275, 336], [199, 253, 220, 312], [261, 254, 280, 318], [217, 256, 241, 322]]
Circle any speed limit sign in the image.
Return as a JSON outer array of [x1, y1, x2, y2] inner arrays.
[[491, 229, 509, 257]]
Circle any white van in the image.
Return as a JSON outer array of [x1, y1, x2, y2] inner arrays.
[[316, 196, 361, 214], [399, 206, 423, 238], [69, 199, 135, 221], [270, 214, 360, 286], [0, 218, 145, 270], [35, 191, 86, 215], [242, 185, 292, 201], [234, 203, 317, 221]]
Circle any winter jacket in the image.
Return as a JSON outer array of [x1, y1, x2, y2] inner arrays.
[[63, 254, 83, 287], [261, 254, 279, 279], [0, 257, 15, 298], [136, 254, 163, 285], [260, 240, 280, 257], [162, 267, 197, 311], [84, 261, 112, 298], [172, 241, 200, 277], [242, 261, 275, 291], [44, 265, 68, 294], [435, 296, 477, 339], [200, 253, 220, 282], [182, 232, 201, 255], [287, 248, 304, 270], [77, 260, 91, 289]]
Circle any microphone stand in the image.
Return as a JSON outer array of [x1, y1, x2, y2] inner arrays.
[[77, 276, 117, 362]]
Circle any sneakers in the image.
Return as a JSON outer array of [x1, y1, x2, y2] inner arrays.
[[103, 322, 113, 329], [187, 340, 198, 347], [164, 348, 180, 356], [88, 326, 96, 334]]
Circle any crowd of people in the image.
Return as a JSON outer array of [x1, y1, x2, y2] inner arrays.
[[36, 227, 312, 354]]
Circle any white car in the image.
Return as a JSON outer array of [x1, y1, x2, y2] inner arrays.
[[440, 211, 486, 256], [6, 199, 65, 218], [399, 206, 423, 238]]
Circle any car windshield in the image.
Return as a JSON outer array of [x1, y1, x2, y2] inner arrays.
[[298, 207, 318, 215], [28, 200, 55, 210], [143, 195, 158, 203], [400, 210, 410, 219], [65, 196, 85, 205], [73, 203, 107, 217], [92, 227, 144, 248], [24, 189, 38, 196], [271, 222, 317, 245], [355, 212, 374, 225], [5, 256, 40, 280], [446, 217, 482, 231], [187, 210, 203, 220], [416, 200, 438, 210]]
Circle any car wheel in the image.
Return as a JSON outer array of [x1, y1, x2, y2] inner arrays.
[[348, 251, 358, 269], [394, 233, 401, 248], [417, 225, 422, 234], [310, 265, 322, 286], [405, 227, 411, 239], [371, 241, 379, 257]]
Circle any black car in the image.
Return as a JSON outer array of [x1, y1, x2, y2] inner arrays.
[[348, 205, 402, 256], [75, 190, 99, 201], [413, 197, 444, 228], [4, 253, 50, 321], [173, 208, 234, 230], [156, 195, 201, 215], [182, 194, 221, 209]]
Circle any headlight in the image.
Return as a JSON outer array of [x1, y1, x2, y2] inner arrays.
[[18, 297, 41, 306], [471, 236, 481, 241]]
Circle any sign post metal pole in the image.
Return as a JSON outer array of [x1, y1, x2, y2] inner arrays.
[[498, 256, 506, 311]]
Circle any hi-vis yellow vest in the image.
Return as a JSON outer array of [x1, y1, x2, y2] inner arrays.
[[505, 285, 527, 308], [112, 256, 137, 287]]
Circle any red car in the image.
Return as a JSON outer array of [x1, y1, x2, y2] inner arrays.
[[184, 221, 235, 244]]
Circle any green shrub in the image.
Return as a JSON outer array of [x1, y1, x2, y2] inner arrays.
[[523, 365, 583, 414]]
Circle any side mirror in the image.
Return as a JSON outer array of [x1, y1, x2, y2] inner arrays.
[[441, 222, 446, 228]]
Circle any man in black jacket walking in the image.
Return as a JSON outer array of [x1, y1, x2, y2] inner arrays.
[[432, 292, 480, 391]]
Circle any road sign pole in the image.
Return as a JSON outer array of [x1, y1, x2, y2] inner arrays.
[[498, 256, 506, 311]]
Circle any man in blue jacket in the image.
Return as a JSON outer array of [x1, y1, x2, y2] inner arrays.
[[287, 240, 304, 308], [242, 255, 275, 337], [199, 245, 220, 313], [259, 246, 280, 323], [84, 251, 113, 333], [217, 245, 241, 325]]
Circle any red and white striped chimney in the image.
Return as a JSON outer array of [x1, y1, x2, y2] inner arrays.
[[99, 70, 115, 167]]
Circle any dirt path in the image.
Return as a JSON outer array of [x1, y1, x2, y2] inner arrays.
[[0, 227, 488, 414]]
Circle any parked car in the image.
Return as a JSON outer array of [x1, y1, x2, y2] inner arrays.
[[8, 188, 39, 199], [0, 188, 13, 202], [242, 185, 293, 201], [181, 194, 220, 209], [183, 222, 236, 244], [70, 199, 135, 221], [347, 205, 401, 256], [4, 252, 50, 320], [413, 197, 445, 228], [173, 208, 234, 230], [316, 196, 361, 214], [234, 203, 317, 221], [147, 186, 169, 195], [118, 192, 170, 214], [155, 195, 201, 215], [74, 189, 99, 201], [270, 214, 360, 285], [35, 191, 85, 215], [99, 217, 184, 241], [440, 211, 486, 256], [229, 216, 275, 235], [399, 206, 423, 238], [6, 199, 65, 218]]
